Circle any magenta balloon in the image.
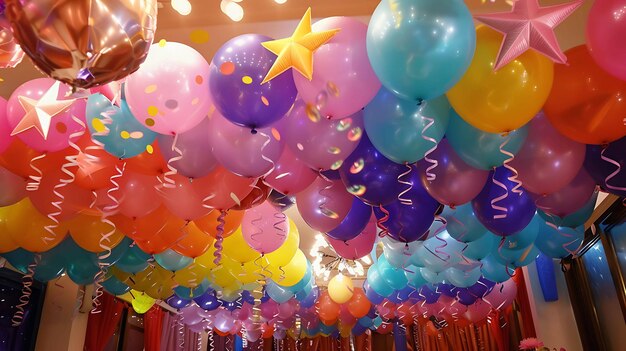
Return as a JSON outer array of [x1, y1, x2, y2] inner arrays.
[[296, 176, 354, 233], [0, 166, 27, 206], [265, 147, 318, 195], [587, 0, 626, 81], [208, 112, 283, 178], [279, 101, 364, 170], [483, 280, 517, 310], [241, 202, 289, 254], [180, 304, 203, 325], [328, 215, 377, 260], [6, 78, 86, 152], [158, 117, 217, 179], [421, 139, 489, 207], [532, 168, 597, 218], [293, 17, 380, 119], [0, 97, 11, 154], [511, 112, 586, 195], [260, 300, 279, 320], [463, 300, 492, 323]]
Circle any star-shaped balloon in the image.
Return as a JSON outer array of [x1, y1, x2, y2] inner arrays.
[[475, 0, 582, 71], [261, 7, 340, 84], [10, 81, 76, 140]]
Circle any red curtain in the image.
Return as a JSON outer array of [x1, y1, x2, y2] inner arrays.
[[144, 305, 164, 351], [513, 268, 537, 338], [83, 293, 124, 351]]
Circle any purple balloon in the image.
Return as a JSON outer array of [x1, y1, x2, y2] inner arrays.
[[373, 164, 440, 242], [585, 137, 626, 197], [435, 283, 456, 298], [455, 288, 477, 306], [363, 281, 385, 305], [418, 285, 441, 304], [340, 133, 406, 206], [194, 292, 221, 311], [326, 197, 372, 241], [209, 34, 297, 130], [300, 286, 319, 309], [472, 166, 536, 237], [158, 118, 217, 179], [532, 168, 597, 218], [467, 278, 496, 298], [166, 295, 191, 309]]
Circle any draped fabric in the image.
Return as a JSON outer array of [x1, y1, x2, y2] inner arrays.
[[144, 305, 163, 351], [83, 293, 124, 351], [159, 311, 202, 351], [513, 268, 537, 338]]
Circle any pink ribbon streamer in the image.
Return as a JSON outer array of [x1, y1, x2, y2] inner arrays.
[[317, 170, 337, 220], [12, 254, 40, 327], [26, 153, 46, 192], [500, 135, 523, 196], [420, 102, 438, 182], [496, 237, 516, 278], [397, 163, 413, 206], [376, 205, 390, 238], [490, 171, 509, 220], [600, 147, 626, 193], [212, 210, 227, 267], [162, 133, 182, 189]]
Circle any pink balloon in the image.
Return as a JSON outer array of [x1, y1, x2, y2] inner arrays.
[[463, 299, 492, 323], [0, 97, 12, 154], [157, 174, 211, 220], [277, 301, 298, 319], [442, 296, 468, 321], [483, 280, 517, 310], [375, 300, 396, 320], [532, 168, 597, 217], [158, 117, 218, 179], [265, 147, 317, 195], [328, 215, 376, 260], [293, 17, 380, 119], [339, 305, 357, 325], [587, 0, 626, 81], [421, 139, 489, 207], [180, 304, 203, 325], [511, 112, 586, 195], [296, 176, 354, 233], [6, 78, 86, 152], [260, 300, 279, 321], [119, 171, 162, 218], [208, 111, 283, 178], [279, 101, 364, 170], [214, 310, 236, 333], [125, 42, 211, 135], [0, 166, 27, 206], [188, 320, 210, 333], [241, 202, 289, 254]]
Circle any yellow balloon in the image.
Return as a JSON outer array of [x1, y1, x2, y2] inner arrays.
[[265, 219, 300, 267], [173, 262, 208, 288], [446, 26, 554, 133], [0, 206, 18, 253], [223, 226, 261, 263], [6, 198, 68, 252], [328, 273, 354, 304], [271, 249, 307, 287], [131, 290, 156, 314], [211, 263, 238, 289]]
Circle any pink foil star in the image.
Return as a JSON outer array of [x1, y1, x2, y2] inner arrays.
[[475, 0, 582, 71]]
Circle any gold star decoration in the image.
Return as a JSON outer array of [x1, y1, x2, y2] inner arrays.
[[11, 81, 76, 140], [261, 7, 340, 84]]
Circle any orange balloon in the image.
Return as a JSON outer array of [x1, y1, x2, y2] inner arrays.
[[192, 167, 256, 210], [316, 291, 340, 324], [132, 205, 185, 242], [0, 206, 18, 253], [126, 141, 167, 176], [544, 45, 626, 145], [109, 213, 136, 237], [74, 137, 120, 190], [347, 288, 371, 319], [28, 167, 93, 221], [157, 174, 211, 221], [118, 171, 162, 218], [66, 214, 125, 252], [6, 198, 69, 252], [171, 221, 215, 258], [0, 139, 44, 177], [193, 209, 243, 239], [230, 179, 271, 211]]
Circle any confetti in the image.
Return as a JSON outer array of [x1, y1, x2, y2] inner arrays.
[[189, 29, 210, 44], [145, 118, 155, 127], [147, 106, 159, 116], [242, 76, 253, 84], [158, 39, 167, 47], [120, 131, 130, 139], [220, 62, 235, 75], [144, 84, 157, 94], [195, 75, 203, 85]]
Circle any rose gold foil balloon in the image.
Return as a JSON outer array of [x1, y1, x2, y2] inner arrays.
[[0, 17, 24, 68], [5, 0, 157, 88]]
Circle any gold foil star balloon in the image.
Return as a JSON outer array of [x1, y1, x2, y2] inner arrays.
[[261, 8, 339, 84]]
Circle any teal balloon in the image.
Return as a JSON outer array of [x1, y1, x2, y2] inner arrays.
[[539, 191, 598, 228], [266, 281, 295, 303], [512, 244, 541, 268], [372, 316, 383, 328], [405, 265, 427, 288], [358, 317, 373, 328], [100, 237, 133, 266], [443, 204, 488, 242], [501, 214, 541, 250], [444, 266, 480, 288], [480, 254, 514, 283], [2, 249, 65, 282], [154, 249, 192, 271], [366, 0, 476, 101], [366, 262, 394, 297], [535, 225, 584, 259], [446, 111, 528, 170], [420, 267, 445, 285], [364, 90, 451, 163], [86, 94, 156, 159], [67, 259, 100, 285], [463, 234, 498, 261], [377, 256, 408, 290], [114, 244, 151, 274], [102, 275, 131, 295]]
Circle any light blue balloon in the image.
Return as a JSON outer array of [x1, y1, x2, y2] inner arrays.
[[377, 255, 408, 290], [420, 267, 445, 285], [364, 90, 451, 163], [446, 111, 529, 170], [86, 94, 156, 159], [366, 262, 394, 297], [114, 244, 151, 274], [534, 225, 584, 259], [539, 191, 598, 228], [367, 0, 476, 101], [102, 275, 131, 295], [463, 233, 499, 261], [414, 231, 465, 272], [480, 254, 515, 283], [266, 280, 295, 303], [442, 204, 488, 242], [319, 323, 336, 335], [444, 266, 480, 288], [372, 316, 383, 329], [405, 265, 427, 288], [501, 214, 541, 251], [100, 237, 133, 266], [154, 249, 192, 272]]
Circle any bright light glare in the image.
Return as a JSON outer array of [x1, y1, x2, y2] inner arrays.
[[171, 0, 191, 16], [221, 0, 244, 22]]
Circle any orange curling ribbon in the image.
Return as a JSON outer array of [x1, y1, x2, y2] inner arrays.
[[161, 133, 182, 189], [490, 170, 509, 220], [12, 254, 40, 327], [500, 135, 523, 196], [397, 163, 413, 206]]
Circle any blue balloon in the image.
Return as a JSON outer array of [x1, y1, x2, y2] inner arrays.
[[463, 234, 499, 261], [420, 267, 446, 285], [366, 262, 394, 297], [154, 249, 192, 272], [466, 278, 495, 298], [114, 244, 151, 274], [300, 286, 319, 309], [102, 275, 131, 295], [100, 237, 133, 266], [396, 285, 418, 302], [358, 316, 373, 328], [364, 89, 451, 163], [1, 248, 65, 282], [86, 94, 156, 159], [326, 198, 372, 241], [377, 256, 408, 290], [194, 292, 221, 311], [352, 323, 368, 336], [418, 285, 441, 304], [480, 254, 515, 283], [502, 214, 541, 250], [166, 295, 192, 309], [455, 287, 477, 306], [444, 266, 481, 288], [442, 203, 488, 243], [538, 191, 598, 228], [222, 299, 241, 311], [435, 283, 456, 298], [367, 0, 475, 101], [363, 280, 385, 304], [405, 265, 427, 288], [446, 111, 528, 170], [534, 224, 584, 259], [319, 322, 336, 336], [266, 280, 295, 303]]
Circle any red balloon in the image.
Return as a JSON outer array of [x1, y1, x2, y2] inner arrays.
[[347, 288, 371, 319]]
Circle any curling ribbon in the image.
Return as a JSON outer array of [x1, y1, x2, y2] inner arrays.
[[376, 205, 390, 238], [12, 254, 40, 327], [317, 170, 338, 220], [420, 102, 438, 182], [600, 147, 626, 193], [497, 237, 516, 278], [162, 133, 182, 189], [500, 134, 523, 195], [433, 215, 451, 262], [73, 285, 86, 318], [208, 329, 215, 351], [178, 312, 185, 350], [490, 170, 509, 220], [397, 163, 413, 206], [26, 153, 46, 192]]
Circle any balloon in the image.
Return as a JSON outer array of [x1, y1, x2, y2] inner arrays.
[[587, 0, 626, 81], [114, 245, 151, 274], [296, 176, 354, 233], [222, 227, 261, 264], [194, 292, 221, 311], [366, 264, 394, 297], [327, 215, 377, 260], [405, 266, 428, 289], [0, 17, 23, 68], [444, 267, 481, 288], [293, 17, 380, 119], [539, 191, 598, 228], [5, 198, 68, 252], [279, 101, 364, 171], [317, 291, 340, 324], [532, 168, 597, 218], [208, 111, 283, 178], [535, 224, 584, 259], [273, 250, 307, 287], [0, 166, 26, 207], [420, 139, 489, 207], [364, 90, 450, 164], [377, 256, 408, 290], [346, 288, 371, 319], [86, 94, 156, 159], [209, 34, 297, 130], [125, 141, 167, 176], [5, 0, 156, 88], [463, 234, 498, 261], [472, 167, 536, 237], [265, 219, 300, 267], [191, 167, 256, 211], [483, 280, 517, 310], [0, 97, 12, 154], [464, 300, 491, 323], [241, 202, 289, 254], [446, 112, 528, 171], [229, 179, 271, 212], [367, 0, 475, 101], [585, 137, 626, 197], [66, 214, 125, 252], [266, 281, 295, 304], [166, 295, 191, 309], [6, 78, 87, 152], [115, 171, 162, 218], [267, 190, 295, 212], [328, 274, 354, 304], [447, 26, 554, 133], [102, 275, 131, 296], [442, 204, 488, 243], [154, 249, 192, 272], [265, 147, 317, 195], [480, 254, 515, 283], [300, 287, 319, 309], [157, 117, 217, 179], [420, 268, 445, 285], [156, 174, 211, 221], [326, 198, 372, 241]]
